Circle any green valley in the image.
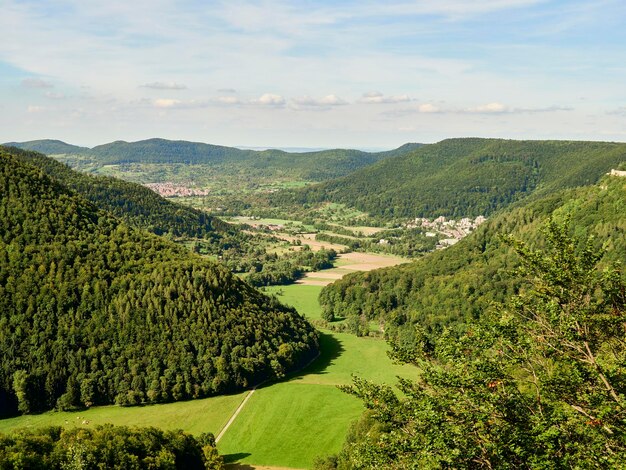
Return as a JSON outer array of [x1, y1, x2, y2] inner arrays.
[[1, 138, 625, 469]]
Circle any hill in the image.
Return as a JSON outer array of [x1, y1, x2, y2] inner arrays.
[[0, 149, 318, 416], [3, 139, 89, 155], [319, 172, 626, 346], [1, 146, 229, 238], [5, 138, 422, 182], [281, 138, 626, 218]]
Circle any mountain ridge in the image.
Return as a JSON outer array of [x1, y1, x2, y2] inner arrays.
[[4, 138, 424, 181]]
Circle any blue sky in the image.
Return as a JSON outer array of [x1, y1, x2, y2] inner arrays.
[[1, 0, 625, 148]]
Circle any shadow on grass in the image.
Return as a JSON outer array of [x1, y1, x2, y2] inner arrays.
[[222, 452, 252, 464], [253, 330, 345, 392], [292, 331, 344, 379]]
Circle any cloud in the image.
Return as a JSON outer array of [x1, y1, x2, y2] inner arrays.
[[464, 102, 573, 114], [154, 98, 182, 108], [45, 92, 66, 100], [213, 96, 241, 105], [359, 91, 412, 104], [21, 78, 53, 89], [385, 101, 570, 118], [27, 105, 45, 113], [217, 88, 237, 94], [468, 102, 507, 113], [251, 93, 286, 106], [417, 103, 441, 113], [141, 81, 187, 90], [382, 102, 444, 117], [291, 94, 348, 108]]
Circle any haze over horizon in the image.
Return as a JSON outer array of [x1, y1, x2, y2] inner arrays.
[[2, 0, 625, 148]]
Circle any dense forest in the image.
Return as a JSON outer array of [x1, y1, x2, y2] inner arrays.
[[319, 174, 626, 345], [318, 221, 626, 468], [5, 138, 422, 182], [0, 149, 318, 416], [1, 146, 228, 239], [278, 138, 626, 218], [0, 425, 223, 469]]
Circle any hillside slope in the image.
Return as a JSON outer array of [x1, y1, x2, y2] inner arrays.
[[0, 150, 318, 416], [319, 173, 626, 345], [1, 146, 228, 238], [283, 138, 626, 218]]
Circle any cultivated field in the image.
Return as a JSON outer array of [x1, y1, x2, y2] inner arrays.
[[297, 251, 407, 286]]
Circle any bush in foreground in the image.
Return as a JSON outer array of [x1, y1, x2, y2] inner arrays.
[[0, 425, 223, 469]]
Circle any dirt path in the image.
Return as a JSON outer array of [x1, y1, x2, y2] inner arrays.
[[216, 351, 321, 444], [216, 388, 256, 443]]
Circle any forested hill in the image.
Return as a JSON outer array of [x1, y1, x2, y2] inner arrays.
[[5, 138, 423, 181], [319, 173, 626, 346], [1, 146, 228, 238], [3, 139, 89, 155], [0, 151, 318, 416], [279, 138, 626, 218]]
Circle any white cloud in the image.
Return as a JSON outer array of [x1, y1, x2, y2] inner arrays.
[[359, 91, 412, 104], [45, 92, 66, 100], [27, 105, 45, 113], [252, 93, 286, 106], [418, 103, 441, 113], [464, 102, 573, 114], [213, 96, 241, 105], [154, 98, 182, 108], [141, 82, 187, 90], [21, 78, 53, 89], [468, 102, 508, 113], [291, 94, 348, 108]]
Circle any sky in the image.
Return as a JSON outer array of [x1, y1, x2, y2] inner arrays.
[[1, 0, 626, 149]]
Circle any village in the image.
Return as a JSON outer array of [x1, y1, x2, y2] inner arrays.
[[144, 182, 210, 197], [406, 215, 487, 248]]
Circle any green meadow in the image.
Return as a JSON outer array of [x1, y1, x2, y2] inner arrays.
[[0, 283, 419, 468], [0, 392, 245, 436]]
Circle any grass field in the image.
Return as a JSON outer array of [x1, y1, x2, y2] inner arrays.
[[0, 391, 246, 436], [265, 285, 323, 319], [218, 383, 362, 468]]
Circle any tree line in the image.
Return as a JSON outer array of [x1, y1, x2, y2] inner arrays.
[[0, 425, 223, 469]]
